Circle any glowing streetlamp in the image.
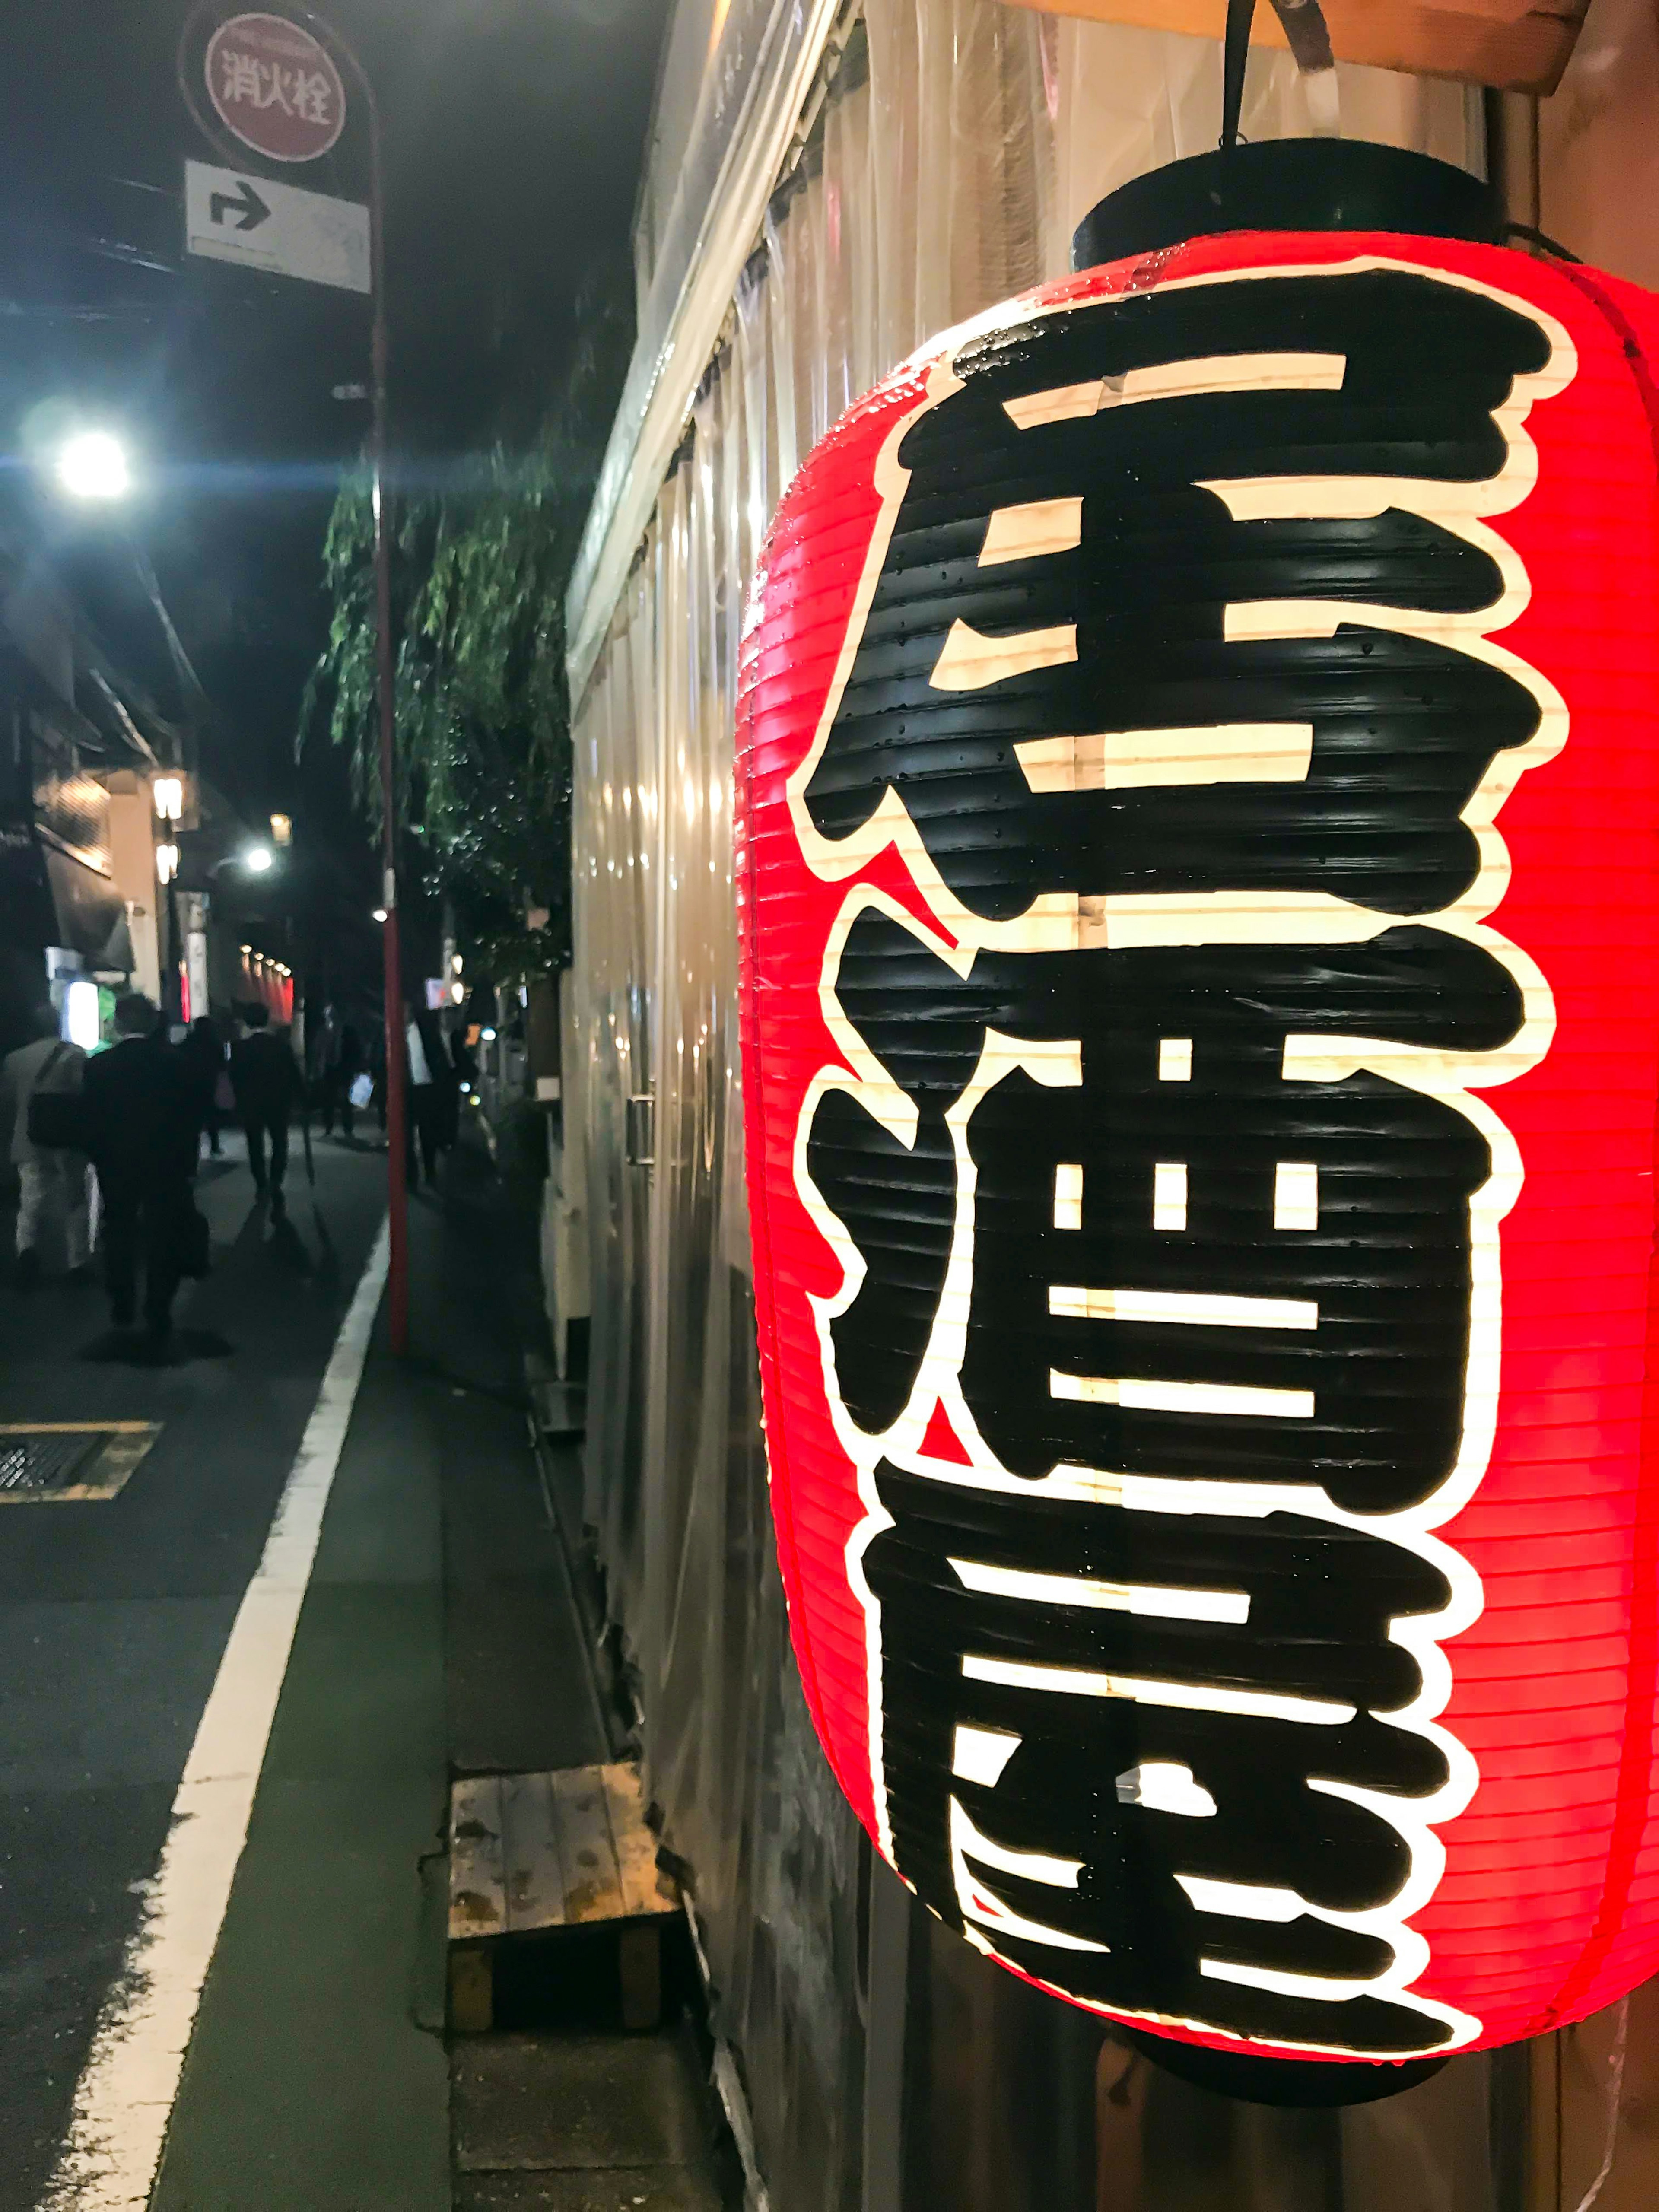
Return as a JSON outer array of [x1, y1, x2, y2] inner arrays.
[[56, 430, 131, 502], [240, 844, 274, 874]]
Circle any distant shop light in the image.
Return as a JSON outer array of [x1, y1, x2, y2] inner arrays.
[[372, 906, 388, 923], [480, 1026, 496, 1042], [64, 979, 100, 1049], [156, 841, 179, 884], [153, 775, 184, 823], [270, 812, 292, 847]]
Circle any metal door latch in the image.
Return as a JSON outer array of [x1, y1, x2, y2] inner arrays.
[[625, 1091, 655, 1168]]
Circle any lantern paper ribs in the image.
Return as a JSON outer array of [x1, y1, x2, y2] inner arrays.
[[736, 235, 1659, 2062]]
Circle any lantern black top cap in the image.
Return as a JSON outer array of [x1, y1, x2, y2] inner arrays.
[[1073, 138, 1503, 271]]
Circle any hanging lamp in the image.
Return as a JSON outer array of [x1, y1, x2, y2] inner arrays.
[[734, 0, 1659, 2101]]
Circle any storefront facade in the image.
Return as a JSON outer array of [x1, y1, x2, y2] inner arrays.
[[564, 4, 1659, 2202]]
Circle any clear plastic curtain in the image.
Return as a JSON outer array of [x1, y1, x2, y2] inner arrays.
[[559, 9, 1643, 2209]]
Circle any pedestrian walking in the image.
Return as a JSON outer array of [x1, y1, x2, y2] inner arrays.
[[80, 992, 198, 1341], [229, 1001, 304, 1212], [177, 1014, 227, 1163], [2, 1003, 93, 1288], [404, 1001, 456, 1191], [313, 1004, 365, 1141], [367, 1024, 388, 1134]]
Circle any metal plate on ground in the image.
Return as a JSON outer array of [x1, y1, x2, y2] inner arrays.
[[0, 1424, 162, 1502]]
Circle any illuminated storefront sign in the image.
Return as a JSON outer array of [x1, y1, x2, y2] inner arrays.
[[736, 200, 1659, 2069]]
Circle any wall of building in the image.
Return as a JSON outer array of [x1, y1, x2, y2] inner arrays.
[[566, 4, 1659, 2204], [104, 771, 162, 1006], [1536, 0, 1659, 291]]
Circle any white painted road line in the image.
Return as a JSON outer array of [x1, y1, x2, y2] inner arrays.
[[40, 1220, 389, 2212]]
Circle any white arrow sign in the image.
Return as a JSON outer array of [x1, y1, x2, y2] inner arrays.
[[184, 158, 369, 293]]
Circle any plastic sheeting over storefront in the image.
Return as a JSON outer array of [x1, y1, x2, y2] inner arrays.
[[566, 3, 1656, 2204]]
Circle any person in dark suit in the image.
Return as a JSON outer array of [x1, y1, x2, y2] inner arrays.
[[313, 1004, 365, 1141], [81, 992, 198, 1340], [229, 1001, 304, 1212], [404, 1001, 457, 1191], [177, 1014, 227, 1163]]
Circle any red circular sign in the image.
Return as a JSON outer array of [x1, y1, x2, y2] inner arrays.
[[204, 13, 346, 165]]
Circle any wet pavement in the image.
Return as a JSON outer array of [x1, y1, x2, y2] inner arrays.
[[0, 1123, 731, 2212], [0, 1128, 436, 2210]]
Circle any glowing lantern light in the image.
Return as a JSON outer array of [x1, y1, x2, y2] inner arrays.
[[734, 134, 1659, 2093]]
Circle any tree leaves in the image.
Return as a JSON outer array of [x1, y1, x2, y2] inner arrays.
[[301, 265, 633, 979]]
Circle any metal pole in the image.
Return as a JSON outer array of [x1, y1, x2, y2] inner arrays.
[[180, 5, 409, 1348], [362, 71, 410, 1356]]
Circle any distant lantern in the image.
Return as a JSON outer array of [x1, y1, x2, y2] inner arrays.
[[734, 137, 1659, 2088]]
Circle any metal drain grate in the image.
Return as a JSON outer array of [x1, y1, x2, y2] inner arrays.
[[0, 1424, 162, 1502], [0, 1432, 106, 1494]]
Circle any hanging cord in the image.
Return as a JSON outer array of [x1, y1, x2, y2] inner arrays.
[[1268, 0, 1339, 135], [1506, 220, 1584, 263], [1220, 0, 1339, 147], [1572, 1995, 1629, 2212], [1220, 0, 1254, 149]]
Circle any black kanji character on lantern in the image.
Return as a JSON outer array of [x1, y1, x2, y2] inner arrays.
[[808, 901, 1521, 1516], [798, 267, 1551, 923], [864, 1459, 1458, 2052]]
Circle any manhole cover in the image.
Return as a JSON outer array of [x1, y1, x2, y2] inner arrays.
[[0, 1424, 161, 1502]]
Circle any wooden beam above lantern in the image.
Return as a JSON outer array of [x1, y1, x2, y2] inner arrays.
[[995, 0, 1590, 95]]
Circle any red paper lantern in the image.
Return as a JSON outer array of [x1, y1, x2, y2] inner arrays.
[[734, 140, 1659, 2081]]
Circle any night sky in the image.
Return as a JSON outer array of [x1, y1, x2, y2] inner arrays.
[[0, 0, 669, 900]]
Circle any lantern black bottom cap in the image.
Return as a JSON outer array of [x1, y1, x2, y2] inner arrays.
[[1123, 2025, 1450, 2108], [1073, 138, 1502, 271]]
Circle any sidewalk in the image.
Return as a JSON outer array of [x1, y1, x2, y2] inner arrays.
[[2, 1121, 729, 2209], [144, 1124, 727, 2209]]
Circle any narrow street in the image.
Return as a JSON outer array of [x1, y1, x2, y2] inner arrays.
[[0, 1130, 423, 2208], [0, 1122, 729, 2212]]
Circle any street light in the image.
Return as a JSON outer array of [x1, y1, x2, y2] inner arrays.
[[372, 906, 388, 923], [240, 844, 275, 874], [56, 429, 131, 501]]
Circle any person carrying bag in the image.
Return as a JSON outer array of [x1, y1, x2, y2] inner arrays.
[[3, 1006, 93, 1288], [27, 1044, 90, 1152]]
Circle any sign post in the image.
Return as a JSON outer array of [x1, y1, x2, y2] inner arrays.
[[180, 3, 409, 1354], [184, 160, 369, 291]]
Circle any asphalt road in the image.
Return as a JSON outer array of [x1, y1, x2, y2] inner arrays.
[[0, 1129, 392, 2209]]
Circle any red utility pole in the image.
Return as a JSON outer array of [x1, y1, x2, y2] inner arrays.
[[362, 76, 410, 1355]]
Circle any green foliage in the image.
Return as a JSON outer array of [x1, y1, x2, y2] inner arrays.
[[302, 266, 634, 977]]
